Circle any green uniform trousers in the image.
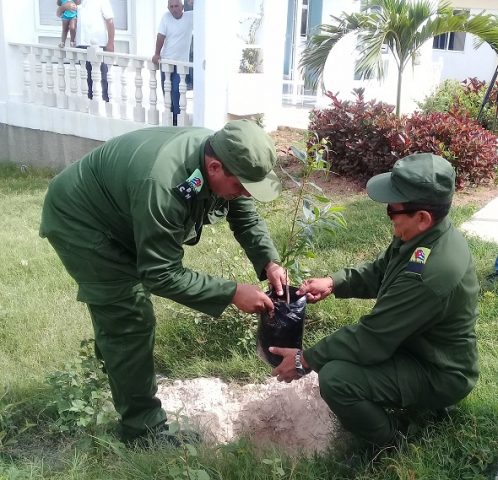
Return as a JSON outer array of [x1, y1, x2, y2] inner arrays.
[[318, 355, 453, 445], [47, 236, 167, 441], [87, 296, 167, 440]]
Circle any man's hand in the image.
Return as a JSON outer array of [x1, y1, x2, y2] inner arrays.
[[270, 347, 309, 383], [152, 54, 161, 66], [232, 284, 274, 314], [296, 277, 334, 303], [265, 262, 286, 297]]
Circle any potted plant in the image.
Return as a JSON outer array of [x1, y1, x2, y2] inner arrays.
[[257, 135, 346, 366]]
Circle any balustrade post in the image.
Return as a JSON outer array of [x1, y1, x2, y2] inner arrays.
[[177, 64, 188, 127], [67, 51, 79, 111], [117, 57, 130, 120], [87, 45, 102, 115], [33, 47, 44, 105], [147, 61, 159, 125], [44, 48, 56, 107], [161, 63, 173, 126], [132, 59, 146, 123], [54, 49, 68, 109], [20, 46, 33, 103], [103, 52, 114, 118], [77, 50, 89, 112]]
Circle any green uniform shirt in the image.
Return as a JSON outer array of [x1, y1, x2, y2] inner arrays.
[[40, 127, 280, 317], [304, 217, 479, 405]]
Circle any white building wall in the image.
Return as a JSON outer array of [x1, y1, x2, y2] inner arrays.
[[0, 0, 7, 108], [432, 5, 498, 85], [318, 0, 498, 113], [0, 0, 288, 136]]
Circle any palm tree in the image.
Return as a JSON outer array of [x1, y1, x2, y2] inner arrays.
[[300, 0, 498, 116]]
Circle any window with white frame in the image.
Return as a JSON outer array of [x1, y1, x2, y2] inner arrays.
[[433, 31, 466, 51], [433, 10, 467, 52]]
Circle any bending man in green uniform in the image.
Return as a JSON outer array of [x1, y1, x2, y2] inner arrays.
[[270, 153, 479, 447], [40, 119, 286, 444]]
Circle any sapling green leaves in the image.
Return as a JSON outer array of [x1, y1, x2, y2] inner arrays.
[[279, 136, 346, 295]]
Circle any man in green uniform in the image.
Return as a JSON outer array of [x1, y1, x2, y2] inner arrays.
[[40, 119, 286, 443], [270, 153, 479, 447]]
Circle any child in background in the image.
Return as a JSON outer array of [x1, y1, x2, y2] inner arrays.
[[57, 0, 80, 48]]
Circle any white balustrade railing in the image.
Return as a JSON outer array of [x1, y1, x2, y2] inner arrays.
[[8, 43, 193, 127]]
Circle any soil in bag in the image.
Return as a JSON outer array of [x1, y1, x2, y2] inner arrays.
[[257, 285, 307, 367]]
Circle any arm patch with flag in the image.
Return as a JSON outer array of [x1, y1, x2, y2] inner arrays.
[[406, 247, 431, 274]]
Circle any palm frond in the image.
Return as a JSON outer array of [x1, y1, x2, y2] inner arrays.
[[299, 14, 362, 91], [299, 0, 498, 113]]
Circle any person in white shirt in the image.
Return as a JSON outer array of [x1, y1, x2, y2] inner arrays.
[[57, 0, 115, 102], [152, 0, 193, 125]]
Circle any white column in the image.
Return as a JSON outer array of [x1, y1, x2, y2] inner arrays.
[[261, 0, 289, 132], [0, 1, 7, 107], [1, 0, 37, 107], [193, 0, 236, 129]]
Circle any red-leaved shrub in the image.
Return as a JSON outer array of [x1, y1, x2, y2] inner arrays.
[[404, 112, 498, 188], [309, 89, 405, 181], [309, 90, 498, 188]]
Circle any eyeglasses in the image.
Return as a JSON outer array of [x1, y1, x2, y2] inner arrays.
[[386, 205, 420, 219]]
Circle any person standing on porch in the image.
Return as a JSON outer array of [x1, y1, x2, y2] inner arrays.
[[152, 0, 193, 126], [56, 0, 115, 102], [57, 0, 80, 48]]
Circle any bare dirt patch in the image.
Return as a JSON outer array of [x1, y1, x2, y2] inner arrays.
[[157, 373, 343, 455], [270, 127, 498, 207]]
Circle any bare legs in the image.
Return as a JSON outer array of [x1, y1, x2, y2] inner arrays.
[[60, 18, 77, 48]]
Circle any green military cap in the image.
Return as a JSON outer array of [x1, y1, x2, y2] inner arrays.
[[209, 119, 282, 203], [366, 153, 455, 205]]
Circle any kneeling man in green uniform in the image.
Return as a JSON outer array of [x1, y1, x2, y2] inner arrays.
[[40, 119, 286, 444], [270, 153, 479, 447]]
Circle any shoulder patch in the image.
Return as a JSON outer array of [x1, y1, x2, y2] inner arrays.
[[406, 247, 431, 275], [175, 168, 204, 201]]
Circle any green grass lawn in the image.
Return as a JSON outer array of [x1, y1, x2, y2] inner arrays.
[[0, 163, 497, 479]]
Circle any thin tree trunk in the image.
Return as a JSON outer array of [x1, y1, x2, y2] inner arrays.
[[396, 67, 403, 117]]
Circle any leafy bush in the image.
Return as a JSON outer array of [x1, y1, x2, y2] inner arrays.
[[417, 77, 498, 132], [309, 89, 404, 182], [309, 91, 498, 188], [404, 112, 498, 188], [46, 339, 117, 434], [0, 396, 35, 448]]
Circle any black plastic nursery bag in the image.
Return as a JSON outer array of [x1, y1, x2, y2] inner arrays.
[[257, 285, 307, 367]]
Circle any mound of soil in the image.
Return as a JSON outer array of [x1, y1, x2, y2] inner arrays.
[[157, 374, 343, 455]]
